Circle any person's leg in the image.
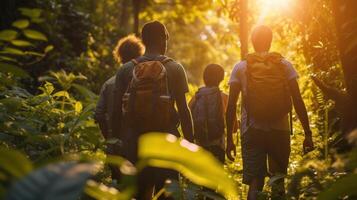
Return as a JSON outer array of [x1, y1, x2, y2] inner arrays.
[[267, 130, 291, 199], [241, 128, 268, 200], [248, 177, 265, 200], [153, 168, 178, 200], [137, 167, 156, 200]]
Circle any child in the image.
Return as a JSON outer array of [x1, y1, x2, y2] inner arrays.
[[189, 64, 234, 162]]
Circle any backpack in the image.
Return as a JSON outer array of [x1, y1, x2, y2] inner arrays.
[[245, 52, 292, 123], [122, 57, 176, 133], [191, 87, 225, 146]]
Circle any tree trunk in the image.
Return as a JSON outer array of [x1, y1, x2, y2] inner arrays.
[[312, 0, 357, 148], [331, 0, 357, 101], [132, 0, 141, 35], [119, 0, 130, 32], [239, 0, 249, 59]]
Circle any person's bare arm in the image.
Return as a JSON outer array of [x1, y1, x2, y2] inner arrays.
[[289, 79, 314, 152], [176, 93, 194, 142], [226, 82, 241, 161]]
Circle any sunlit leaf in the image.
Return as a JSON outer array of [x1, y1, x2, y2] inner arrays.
[[74, 101, 83, 114], [31, 18, 45, 24], [138, 133, 237, 198], [12, 19, 30, 29], [5, 162, 100, 200], [0, 47, 25, 55], [0, 148, 33, 179], [40, 82, 54, 95], [23, 29, 47, 41], [0, 56, 18, 63], [53, 91, 70, 99], [0, 30, 18, 41], [25, 51, 44, 57], [85, 180, 134, 200], [0, 62, 29, 78], [45, 45, 54, 53], [18, 8, 42, 19], [11, 40, 33, 47]]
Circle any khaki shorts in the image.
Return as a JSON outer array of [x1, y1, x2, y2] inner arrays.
[[241, 128, 291, 185]]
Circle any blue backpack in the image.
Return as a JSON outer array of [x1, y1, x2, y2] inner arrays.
[[191, 87, 225, 146]]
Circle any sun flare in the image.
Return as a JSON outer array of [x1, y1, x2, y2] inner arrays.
[[257, 0, 293, 24]]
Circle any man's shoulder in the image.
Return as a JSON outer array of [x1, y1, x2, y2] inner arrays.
[[232, 60, 247, 74], [164, 56, 182, 67], [104, 76, 116, 86], [281, 58, 293, 68]]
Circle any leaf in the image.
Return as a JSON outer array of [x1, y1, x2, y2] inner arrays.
[[0, 30, 18, 41], [72, 83, 97, 100], [0, 97, 24, 112], [5, 162, 100, 200], [11, 40, 33, 47], [317, 174, 357, 200], [138, 133, 238, 198], [0, 62, 29, 78], [74, 101, 83, 114], [25, 51, 44, 57], [18, 8, 42, 19], [53, 91, 70, 99], [0, 47, 25, 55], [12, 19, 30, 29], [40, 82, 54, 95], [0, 56, 18, 63], [0, 148, 33, 179], [31, 18, 45, 24], [23, 29, 47, 41], [44, 45, 54, 53], [85, 180, 134, 200]]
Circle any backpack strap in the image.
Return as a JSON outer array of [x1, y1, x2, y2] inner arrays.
[[160, 57, 173, 65], [131, 58, 139, 65]]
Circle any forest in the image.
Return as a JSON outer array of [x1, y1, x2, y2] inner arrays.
[[0, 0, 357, 199]]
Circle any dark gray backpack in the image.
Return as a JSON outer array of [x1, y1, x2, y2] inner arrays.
[[191, 87, 225, 146]]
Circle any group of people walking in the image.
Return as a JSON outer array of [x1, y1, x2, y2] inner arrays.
[[95, 21, 314, 200]]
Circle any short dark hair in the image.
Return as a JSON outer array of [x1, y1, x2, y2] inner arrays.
[[203, 64, 225, 87], [141, 21, 169, 48], [251, 25, 273, 52], [113, 34, 144, 63]]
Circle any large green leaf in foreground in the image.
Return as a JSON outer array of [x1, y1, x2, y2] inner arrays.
[[5, 162, 100, 200], [138, 133, 237, 198]]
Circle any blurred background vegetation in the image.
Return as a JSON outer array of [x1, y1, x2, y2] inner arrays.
[[0, 0, 356, 199]]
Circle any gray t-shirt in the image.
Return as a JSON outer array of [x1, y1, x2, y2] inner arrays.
[[229, 58, 298, 134]]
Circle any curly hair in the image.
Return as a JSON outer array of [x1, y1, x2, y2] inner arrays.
[[113, 34, 145, 64]]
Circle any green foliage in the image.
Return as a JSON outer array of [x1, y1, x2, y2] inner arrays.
[[138, 133, 237, 198], [5, 162, 100, 200], [0, 148, 33, 179]]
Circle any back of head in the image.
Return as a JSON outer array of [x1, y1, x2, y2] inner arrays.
[[113, 34, 145, 64], [141, 21, 169, 52], [251, 25, 273, 52], [203, 64, 225, 87]]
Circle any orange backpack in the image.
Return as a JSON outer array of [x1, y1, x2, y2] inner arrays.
[[245, 52, 292, 123], [122, 57, 176, 133]]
